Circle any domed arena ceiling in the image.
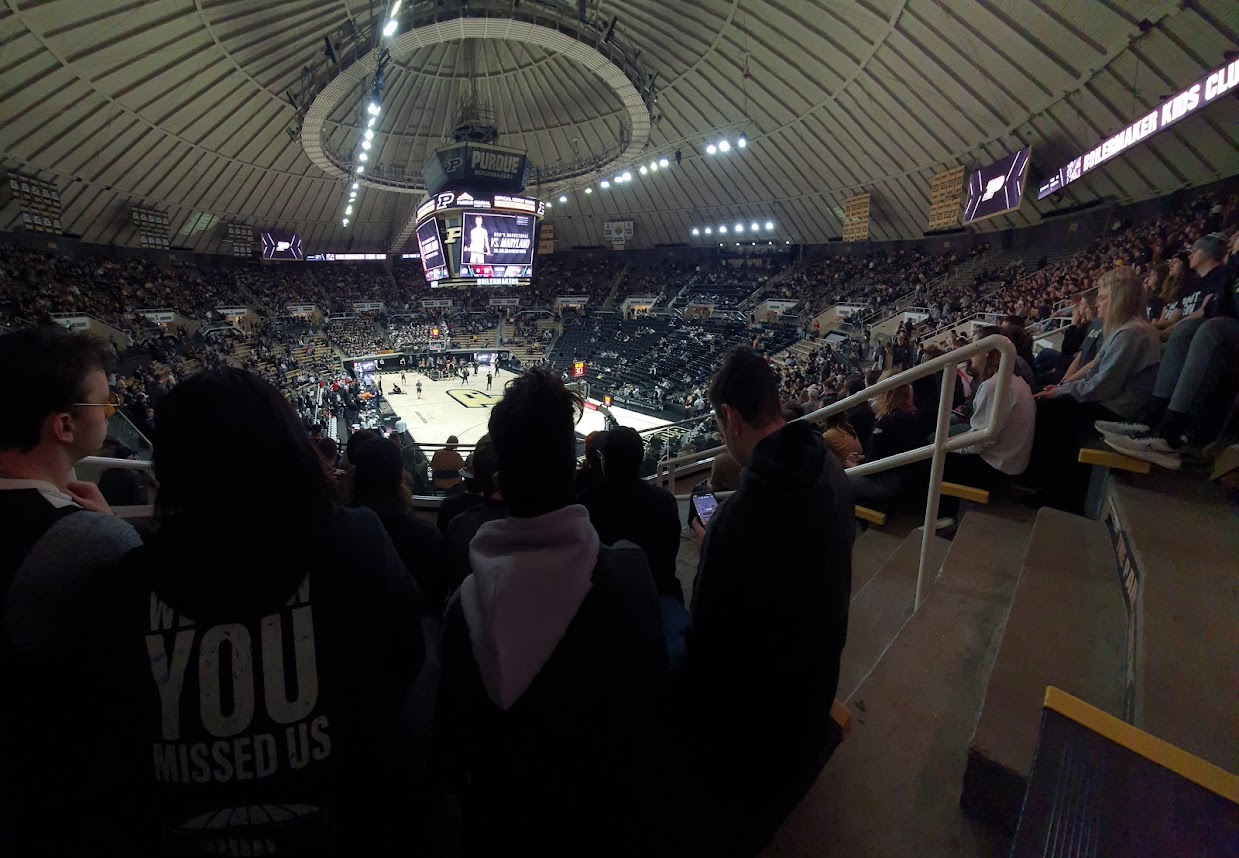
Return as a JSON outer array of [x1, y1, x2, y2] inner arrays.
[[0, 0, 1236, 252]]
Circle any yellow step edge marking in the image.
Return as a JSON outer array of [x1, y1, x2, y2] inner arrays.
[[1043, 687, 1238, 802], [830, 700, 853, 739], [1078, 447, 1152, 474], [940, 481, 990, 503], [854, 505, 886, 525]]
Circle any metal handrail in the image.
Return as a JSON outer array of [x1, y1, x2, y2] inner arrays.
[[657, 333, 1016, 610]]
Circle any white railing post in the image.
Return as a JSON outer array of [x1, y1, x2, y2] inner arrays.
[[916, 361, 958, 609]]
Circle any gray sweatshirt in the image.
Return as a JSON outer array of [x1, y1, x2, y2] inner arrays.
[[1052, 320, 1160, 418]]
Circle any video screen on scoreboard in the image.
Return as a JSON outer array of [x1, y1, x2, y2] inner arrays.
[[261, 231, 303, 260], [963, 148, 1030, 225], [458, 211, 535, 280], [416, 220, 447, 280]]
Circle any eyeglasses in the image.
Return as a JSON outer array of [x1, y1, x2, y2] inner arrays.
[[72, 392, 123, 418]]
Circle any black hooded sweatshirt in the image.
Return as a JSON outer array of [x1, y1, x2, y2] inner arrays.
[[87, 505, 427, 857], [682, 419, 854, 850]]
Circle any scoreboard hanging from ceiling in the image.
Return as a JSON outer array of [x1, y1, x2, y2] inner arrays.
[[414, 190, 546, 288]]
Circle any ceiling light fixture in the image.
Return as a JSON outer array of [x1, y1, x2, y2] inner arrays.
[[737, 137, 747, 148], [765, 221, 774, 230], [639, 165, 648, 175], [361, 140, 371, 150], [601, 180, 610, 188], [559, 195, 567, 203], [719, 225, 727, 233], [692, 227, 700, 235], [366, 101, 381, 116], [383, 19, 398, 37], [585, 187, 592, 194], [659, 157, 669, 168], [719, 140, 731, 152], [364, 129, 374, 141], [750, 222, 759, 231], [706, 144, 717, 154]]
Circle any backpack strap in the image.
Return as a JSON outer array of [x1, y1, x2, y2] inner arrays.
[[0, 489, 84, 607]]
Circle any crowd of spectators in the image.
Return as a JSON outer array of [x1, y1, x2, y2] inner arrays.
[[325, 314, 388, 355], [3, 199, 1237, 854], [2, 331, 859, 857]]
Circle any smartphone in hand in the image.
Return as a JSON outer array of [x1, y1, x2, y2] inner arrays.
[[692, 492, 719, 527]]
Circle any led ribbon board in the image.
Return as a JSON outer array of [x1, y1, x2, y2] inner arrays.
[[1037, 59, 1239, 200]]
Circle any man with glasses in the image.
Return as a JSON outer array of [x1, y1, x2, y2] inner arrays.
[[0, 326, 142, 852]]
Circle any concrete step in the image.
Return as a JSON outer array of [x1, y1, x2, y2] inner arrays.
[[960, 507, 1127, 834], [1111, 481, 1239, 772], [836, 530, 952, 704], [768, 509, 1032, 857], [851, 526, 905, 596]]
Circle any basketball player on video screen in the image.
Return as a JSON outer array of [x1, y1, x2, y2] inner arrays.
[[467, 216, 492, 265]]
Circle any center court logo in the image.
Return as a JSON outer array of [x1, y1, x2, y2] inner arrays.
[[447, 389, 502, 409]]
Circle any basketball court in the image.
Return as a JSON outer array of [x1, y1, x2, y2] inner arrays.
[[378, 369, 671, 446]]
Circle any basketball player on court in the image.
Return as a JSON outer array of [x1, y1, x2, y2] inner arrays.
[[416, 380, 423, 398], [467, 216, 491, 265]]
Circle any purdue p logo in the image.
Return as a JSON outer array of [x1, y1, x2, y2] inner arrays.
[[448, 388, 502, 409]]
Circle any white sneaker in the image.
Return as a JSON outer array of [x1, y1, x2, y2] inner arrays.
[[1105, 434, 1182, 470], [1094, 420, 1149, 438]]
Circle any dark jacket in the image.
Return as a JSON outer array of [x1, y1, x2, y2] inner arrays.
[[683, 421, 853, 849], [436, 491, 483, 535], [357, 498, 449, 610], [444, 498, 508, 592], [866, 409, 925, 462], [433, 505, 669, 857], [90, 506, 427, 857], [847, 401, 876, 450], [581, 476, 683, 603]]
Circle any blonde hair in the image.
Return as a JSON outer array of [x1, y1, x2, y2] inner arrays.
[[1097, 268, 1148, 333], [873, 369, 915, 419]]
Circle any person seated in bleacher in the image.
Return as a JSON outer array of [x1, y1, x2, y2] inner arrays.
[[444, 435, 506, 591], [581, 426, 683, 604], [848, 370, 926, 511], [1101, 231, 1239, 468], [822, 407, 865, 468], [92, 368, 429, 856], [430, 435, 465, 493], [351, 436, 448, 611], [433, 368, 669, 856], [843, 372, 875, 449], [1027, 268, 1160, 512], [1045, 291, 1102, 386], [574, 430, 607, 497], [682, 347, 853, 855], [939, 328, 1036, 518]]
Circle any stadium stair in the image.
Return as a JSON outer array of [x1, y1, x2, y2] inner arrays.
[[1110, 478, 1237, 772], [769, 507, 1036, 856], [960, 507, 1125, 834]]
